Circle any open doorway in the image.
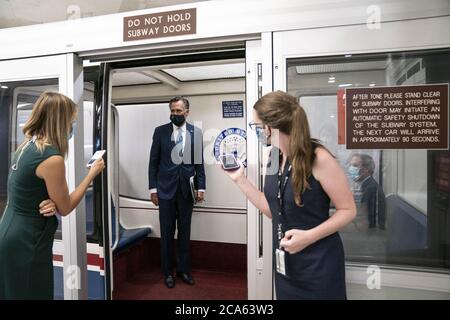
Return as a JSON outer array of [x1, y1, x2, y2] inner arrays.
[[105, 55, 248, 299]]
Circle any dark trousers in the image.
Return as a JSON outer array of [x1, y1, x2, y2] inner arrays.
[[158, 184, 194, 276], [368, 209, 386, 228]]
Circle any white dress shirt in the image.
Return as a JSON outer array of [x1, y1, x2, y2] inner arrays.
[[172, 122, 187, 151]]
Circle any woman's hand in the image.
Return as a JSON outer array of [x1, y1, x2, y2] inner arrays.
[[280, 229, 315, 254], [218, 160, 245, 184], [39, 199, 58, 217], [88, 158, 105, 179]]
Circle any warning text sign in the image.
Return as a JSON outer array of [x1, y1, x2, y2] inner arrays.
[[346, 84, 448, 149], [124, 8, 196, 42]]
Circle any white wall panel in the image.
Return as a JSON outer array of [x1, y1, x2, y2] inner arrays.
[[115, 93, 247, 209]]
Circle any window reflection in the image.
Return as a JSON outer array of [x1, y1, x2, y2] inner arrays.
[[0, 79, 58, 219], [287, 49, 450, 270]]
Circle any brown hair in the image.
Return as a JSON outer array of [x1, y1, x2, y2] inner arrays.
[[253, 90, 323, 206], [20, 91, 77, 156]]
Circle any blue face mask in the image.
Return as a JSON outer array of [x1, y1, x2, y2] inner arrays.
[[347, 165, 360, 181], [256, 126, 271, 147], [68, 122, 76, 140]]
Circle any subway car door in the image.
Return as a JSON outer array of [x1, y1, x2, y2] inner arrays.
[[95, 62, 138, 300], [92, 44, 277, 299], [246, 37, 275, 299], [273, 12, 450, 297], [89, 63, 114, 300], [0, 54, 89, 299]]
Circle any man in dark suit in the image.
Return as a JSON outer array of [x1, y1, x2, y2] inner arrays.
[[359, 154, 386, 230], [148, 97, 205, 288], [348, 153, 386, 230]]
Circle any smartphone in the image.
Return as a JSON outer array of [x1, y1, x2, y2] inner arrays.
[[86, 150, 106, 168], [219, 154, 240, 170]]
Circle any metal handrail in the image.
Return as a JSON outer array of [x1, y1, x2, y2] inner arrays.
[[111, 105, 121, 251]]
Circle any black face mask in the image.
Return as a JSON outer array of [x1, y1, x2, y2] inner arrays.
[[170, 114, 186, 127]]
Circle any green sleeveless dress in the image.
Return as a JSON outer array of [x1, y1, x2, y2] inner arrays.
[[0, 140, 61, 299]]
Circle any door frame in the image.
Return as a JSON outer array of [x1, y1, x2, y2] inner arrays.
[[245, 35, 274, 299], [98, 42, 275, 299], [0, 54, 87, 300]]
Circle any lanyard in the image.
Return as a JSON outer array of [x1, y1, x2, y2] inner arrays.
[[277, 159, 292, 248]]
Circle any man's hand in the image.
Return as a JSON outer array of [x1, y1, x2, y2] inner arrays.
[[196, 191, 205, 203], [150, 192, 159, 206]]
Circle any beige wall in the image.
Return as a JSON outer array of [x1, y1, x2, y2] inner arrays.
[[112, 78, 247, 243]]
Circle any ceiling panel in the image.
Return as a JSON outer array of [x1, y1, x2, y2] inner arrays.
[[9, 0, 41, 22], [0, 1, 14, 17], [112, 71, 160, 86], [162, 63, 245, 81]]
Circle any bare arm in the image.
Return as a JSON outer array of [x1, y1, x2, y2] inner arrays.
[[281, 147, 356, 254], [220, 164, 272, 219], [36, 156, 105, 216], [309, 148, 356, 239]]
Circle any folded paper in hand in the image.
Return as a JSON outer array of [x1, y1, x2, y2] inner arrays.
[[190, 176, 197, 204]]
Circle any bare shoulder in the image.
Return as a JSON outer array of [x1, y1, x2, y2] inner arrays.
[[36, 155, 65, 178], [314, 146, 335, 166], [42, 155, 65, 167], [312, 146, 340, 181]]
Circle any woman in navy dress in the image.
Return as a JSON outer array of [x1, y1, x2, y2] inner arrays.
[[221, 91, 356, 299]]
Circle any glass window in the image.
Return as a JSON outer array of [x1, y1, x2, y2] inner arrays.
[[0, 79, 97, 239], [287, 49, 450, 270], [0, 79, 64, 300], [0, 79, 58, 219], [55, 94, 95, 238]]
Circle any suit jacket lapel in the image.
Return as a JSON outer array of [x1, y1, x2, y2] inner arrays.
[[165, 123, 176, 147], [184, 123, 194, 156]]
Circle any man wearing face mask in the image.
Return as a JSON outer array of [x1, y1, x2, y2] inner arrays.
[[348, 154, 386, 230], [347, 154, 364, 205], [148, 96, 205, 288]]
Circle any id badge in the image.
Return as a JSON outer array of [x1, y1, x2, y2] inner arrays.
[[275, 248, 286, 276]]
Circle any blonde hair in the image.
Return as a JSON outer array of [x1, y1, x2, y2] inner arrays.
[[19, 91, 77, 156], [254, 90, 324, 206]]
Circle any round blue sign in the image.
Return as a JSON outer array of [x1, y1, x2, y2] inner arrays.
[[214, 127, 247, 167]]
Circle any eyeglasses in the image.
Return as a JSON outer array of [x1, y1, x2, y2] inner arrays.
[[248, 121, 264, 131]]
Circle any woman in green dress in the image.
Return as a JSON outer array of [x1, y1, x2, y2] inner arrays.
[[0, 92, 105, 299]]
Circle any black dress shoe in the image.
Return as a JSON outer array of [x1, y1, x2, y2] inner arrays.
[[177, 272, 195, 285], [164, 275, 175, 288]]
